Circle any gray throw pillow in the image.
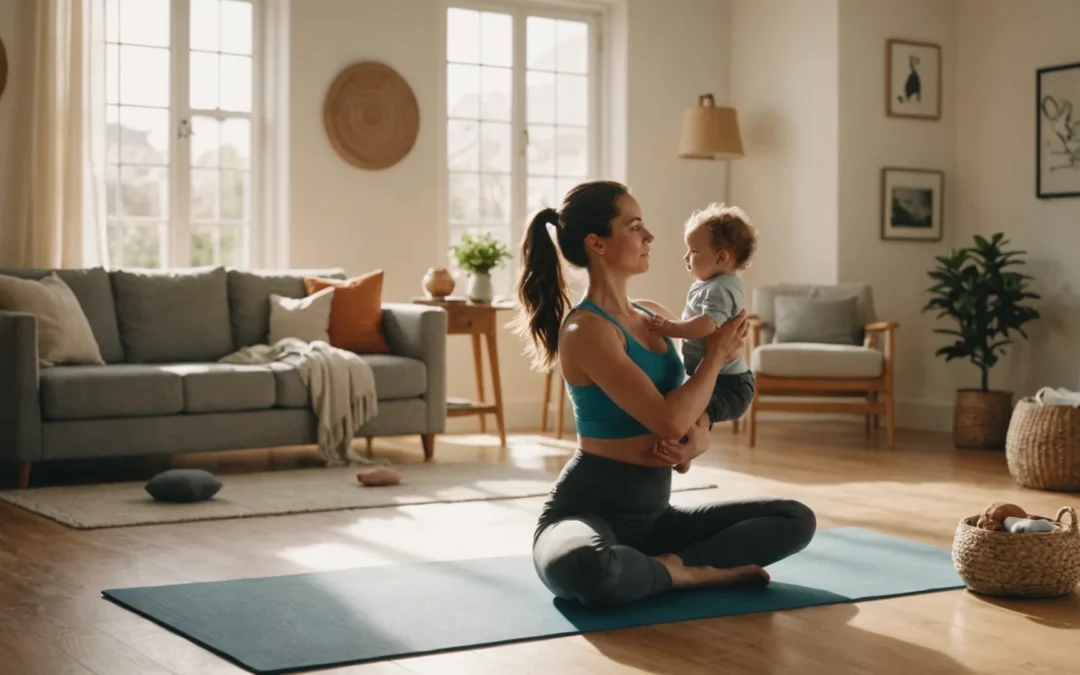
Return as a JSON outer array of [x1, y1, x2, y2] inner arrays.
[[145, 469, 222, 503], [773, 295, 862, 345]]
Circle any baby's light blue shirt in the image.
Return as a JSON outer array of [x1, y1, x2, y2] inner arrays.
[[680, 273, 749, 376]]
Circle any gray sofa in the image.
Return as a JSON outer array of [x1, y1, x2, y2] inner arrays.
[[0, 266, 447, 489]]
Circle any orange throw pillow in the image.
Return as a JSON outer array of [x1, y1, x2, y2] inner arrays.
[[304, 270, 391, 354]]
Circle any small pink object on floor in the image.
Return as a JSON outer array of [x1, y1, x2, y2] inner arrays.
[[357, 467, 402, 487]]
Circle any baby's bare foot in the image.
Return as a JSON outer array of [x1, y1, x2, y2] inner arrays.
[[674, 461, 691, 474]]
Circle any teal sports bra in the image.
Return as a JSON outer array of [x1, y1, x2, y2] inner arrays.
[[564, 299, 687, 439]]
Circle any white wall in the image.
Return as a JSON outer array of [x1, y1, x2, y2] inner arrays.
[[0, 0, 19, 266], [956, 0, 1080, 398], [730, 0, 840, 289], [837, 0, 959, 430], [290, 0, 733, 430]]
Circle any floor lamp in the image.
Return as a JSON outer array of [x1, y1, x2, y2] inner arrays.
[[678, 93, 747, 433]]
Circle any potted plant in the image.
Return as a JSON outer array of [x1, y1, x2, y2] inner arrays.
[[450, 232, 511, 303], [923, 233, 1041, 449]]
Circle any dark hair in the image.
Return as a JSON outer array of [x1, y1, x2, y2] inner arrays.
[[684, 202, 758, 270], [511, 180, 630, 372]]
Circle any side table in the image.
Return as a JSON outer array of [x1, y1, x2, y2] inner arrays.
[[412, 298, 515, 447]]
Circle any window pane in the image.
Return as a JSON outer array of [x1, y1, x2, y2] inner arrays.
[[447, 64, 480, 118], [119, 107, 170, 164], [448, 173, 480, 223], [192, 169, 219, 220], [220, 1, 253, 55], [191, 116, 221, 167], [106, 106, 120, 163], [106, 45, 119, 103], [122, 224, 163, 268], [191, 0, 220, 52], [119, 46, 169, 107], [220, 170, 248, 220], [447, 8, 480, 64], [528, 176, 557, 215], [191, 52, 219, 109], [527, 17, 556, 71], [526, 124, 555, 175], [120, 166, 167, 218], [220, 55, 252, 112], [119, 0, 169, 48], [480, 122, 511, 173], [480, 12, 512, 67], [556, 21, 588, 74], [220, 119, 251, 169], [448, 120, 479, 171], [106, 166, 120, 216], [556, 127, 588, 177], [480, 66, 511, 121], [480, 174, 510, 223], [191, 226, 217, 266], [557, 177, 578, 205], [220, 225, 245, 267], [107, 221, 122, 266], [556, 74, 588, 126], [106, 0, 120, 42], [526, 71, 554, 124]]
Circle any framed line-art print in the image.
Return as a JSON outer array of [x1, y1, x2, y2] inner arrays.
[[886, 39, 941, 120], [881, 167, 944, 242], [1036, 60, 1080, 198]]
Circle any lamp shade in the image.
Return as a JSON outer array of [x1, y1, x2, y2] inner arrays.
[[678, 94, 743, 160]]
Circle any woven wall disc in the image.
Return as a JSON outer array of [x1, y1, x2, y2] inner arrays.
[[323, 61, 419, 171]]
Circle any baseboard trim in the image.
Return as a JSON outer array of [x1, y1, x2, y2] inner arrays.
[[442, 398, 956, 435]]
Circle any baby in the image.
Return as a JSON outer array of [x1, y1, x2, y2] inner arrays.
[[649, 202, 758, 472]]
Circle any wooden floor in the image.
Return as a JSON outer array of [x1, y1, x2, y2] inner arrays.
[[1, 421, 1078, 674]]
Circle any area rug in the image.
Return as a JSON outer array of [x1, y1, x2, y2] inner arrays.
[[102, 526, 966, 674], [0, 462, 716, 529]]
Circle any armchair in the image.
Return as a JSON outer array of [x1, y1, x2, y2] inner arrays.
[[746, 283, 897, 450]]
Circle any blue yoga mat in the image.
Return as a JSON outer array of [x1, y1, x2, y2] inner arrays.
[[102, 527, 964, 674]]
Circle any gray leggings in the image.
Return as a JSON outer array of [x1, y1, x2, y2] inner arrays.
[[533, 450, 816, 607]]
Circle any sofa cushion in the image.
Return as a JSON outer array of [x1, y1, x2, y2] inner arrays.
[[158, 363, 276, 413], [751, 343, 883, 379], [304, 270, 391, 354], [40, 364, 184, 420], [0, 273, 106, 366], [773, 295, 862, 345], [111, 267, 234, 363], [267, 286, 334, 344], [227, 268, 346, 349], [145, 469, 222, 502], [273, 354, 427, 407], [0, 267, 124, 362]]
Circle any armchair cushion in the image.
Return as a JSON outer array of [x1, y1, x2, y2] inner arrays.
[[773, 295, 861, 345], [752, 343, 883, 379], [752, 283, 876, 344]]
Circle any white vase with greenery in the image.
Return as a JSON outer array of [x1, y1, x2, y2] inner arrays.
[[450, 233, 511, 303]]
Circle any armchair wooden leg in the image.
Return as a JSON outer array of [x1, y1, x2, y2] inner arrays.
[[540, 371, 552, 432], [18, 462, 31, 489], [748, 395, 758, 447], [421, 434, 435, 460], [886, 390, 896, 450], [555, 379, 566, 438]]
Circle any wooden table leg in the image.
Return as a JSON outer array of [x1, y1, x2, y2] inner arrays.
[[471, 333, 487, 433], [486, 327, 507, 447], [541, 371, 552, 432]]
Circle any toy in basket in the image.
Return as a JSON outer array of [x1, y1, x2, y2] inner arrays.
[[952, 502, 1080, 598]]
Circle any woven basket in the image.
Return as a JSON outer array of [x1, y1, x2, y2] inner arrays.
[[952, 506, 1080, 598], [1005, 396, 1080, 491]]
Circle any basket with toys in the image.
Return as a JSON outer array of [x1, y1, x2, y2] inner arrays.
[[952, 501, 1080, 598]]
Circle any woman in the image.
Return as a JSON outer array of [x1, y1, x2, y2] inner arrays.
[[513, 180, 816, 607]]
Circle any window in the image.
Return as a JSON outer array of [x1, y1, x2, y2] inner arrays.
[[105, 0, 258, 269], [444, 4, 599, 294]]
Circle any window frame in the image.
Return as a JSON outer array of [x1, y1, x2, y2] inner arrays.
[[437, 0, 605, 295], [106, 0, 267, 270]]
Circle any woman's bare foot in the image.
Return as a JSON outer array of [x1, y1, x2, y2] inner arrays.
[[655, 553, 770, 590]]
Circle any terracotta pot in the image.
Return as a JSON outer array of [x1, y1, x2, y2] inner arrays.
[[422, 267, 455, 299], [954, 389, 1014, 450]]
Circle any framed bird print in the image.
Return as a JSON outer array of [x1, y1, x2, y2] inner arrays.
[[886, 39, 941, 120]]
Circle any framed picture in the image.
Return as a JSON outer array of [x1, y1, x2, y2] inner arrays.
[[880, 168, 944, 241], [886, 39, 941, 120], [1036, 61, 1080, 198]]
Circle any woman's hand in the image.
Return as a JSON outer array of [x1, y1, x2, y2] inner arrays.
[[651, 416, 711, 466], [704, 310, 748, 362]]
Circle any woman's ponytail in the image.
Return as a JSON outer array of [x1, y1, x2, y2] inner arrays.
[[513, 207, 566, 372]]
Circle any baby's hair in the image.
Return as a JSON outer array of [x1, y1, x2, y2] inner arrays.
[[684, 202, 757, 270]]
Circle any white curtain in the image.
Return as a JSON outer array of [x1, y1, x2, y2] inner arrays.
[[9, 0, 107, 269]]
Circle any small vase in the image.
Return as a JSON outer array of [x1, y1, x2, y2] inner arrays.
[[422, 267, 455, 299], [467, 272, 493, 303]]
